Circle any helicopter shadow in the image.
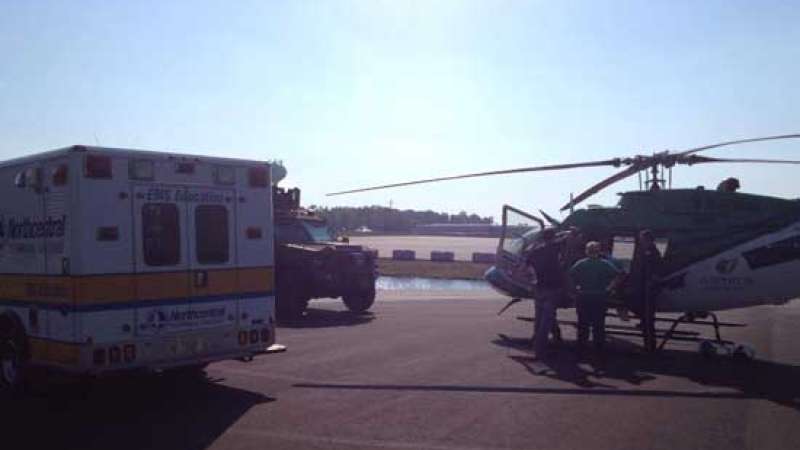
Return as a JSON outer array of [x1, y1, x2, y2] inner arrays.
[[278, 306, 376, 329], [494, 334, 800, 410], [0, 371, 273, 450]]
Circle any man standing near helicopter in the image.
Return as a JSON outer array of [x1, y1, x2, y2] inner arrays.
[[629, 229, 663, 352], [527, 228, 563, 358], [568, 241, 622, 351]]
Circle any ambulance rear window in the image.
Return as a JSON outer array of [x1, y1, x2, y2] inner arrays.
[[142, 203, 180, 266], [196, 205, 229, 264]]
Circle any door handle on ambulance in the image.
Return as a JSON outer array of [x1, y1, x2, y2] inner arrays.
[[194, 270, 209, 288]]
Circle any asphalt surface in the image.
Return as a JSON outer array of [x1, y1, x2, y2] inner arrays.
[[3, 291, 800, 450]]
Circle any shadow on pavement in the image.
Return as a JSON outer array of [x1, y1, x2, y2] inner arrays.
[[292, 335, 799, 410], [294, 381, 766, 400], [494, 334, 800, 410], [279, 307, 375, 329], [0, 372, 273, 450]]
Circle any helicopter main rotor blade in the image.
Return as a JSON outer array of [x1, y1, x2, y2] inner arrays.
[[560, 163, 645, 211], [677, 134, 800, 156], [326, 159, 622, 196], [680, 155, 800, 165]]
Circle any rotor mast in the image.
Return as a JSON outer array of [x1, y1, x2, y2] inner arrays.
[[644, 158, 666, 191]]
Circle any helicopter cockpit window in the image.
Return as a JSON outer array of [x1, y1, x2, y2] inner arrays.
[[501, 208, 543, 257]]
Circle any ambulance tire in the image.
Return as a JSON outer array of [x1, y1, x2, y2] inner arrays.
[[343, 287, 376, 313], [0, 315, 27, 395]]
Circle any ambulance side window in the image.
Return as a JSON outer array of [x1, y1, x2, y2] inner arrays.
[[196, 205, 229, 264], [143, 203, 180, 266]]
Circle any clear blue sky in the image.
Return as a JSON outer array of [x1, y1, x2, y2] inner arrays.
[[1, 1, 798, 221]]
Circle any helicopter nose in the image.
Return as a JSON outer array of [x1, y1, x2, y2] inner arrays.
[[484, 266, 531, 299]]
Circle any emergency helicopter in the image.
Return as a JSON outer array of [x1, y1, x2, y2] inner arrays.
[[327, 134, 800, 355]]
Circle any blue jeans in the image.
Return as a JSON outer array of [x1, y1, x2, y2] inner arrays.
[[533, 288, 559, 354]]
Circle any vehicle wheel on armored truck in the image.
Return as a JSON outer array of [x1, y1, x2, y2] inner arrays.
[[343, 282, 376, 313], [343, 291, 376, 313]]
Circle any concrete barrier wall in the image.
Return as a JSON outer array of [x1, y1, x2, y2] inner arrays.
[[430, 251, 455, 262], [392, 250, 416, 261], [471, 252, 496, 263]]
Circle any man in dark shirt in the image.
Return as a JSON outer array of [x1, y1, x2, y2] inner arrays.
[[629, 229, 663, 352], [527, 228, 563, 358]]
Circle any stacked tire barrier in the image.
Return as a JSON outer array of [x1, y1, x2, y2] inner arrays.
[[430, 251, 455, 262], [392, 250, 416, 261]]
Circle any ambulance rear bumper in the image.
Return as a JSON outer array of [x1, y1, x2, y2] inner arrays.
[[29, 324, 280, 375]]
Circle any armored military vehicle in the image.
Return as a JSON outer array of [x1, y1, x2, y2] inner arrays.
[[273, 186, 377, 319]]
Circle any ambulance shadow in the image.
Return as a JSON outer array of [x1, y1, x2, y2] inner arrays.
[[0, 372, 272, 450], [279, 307, 375, 329], [494, 335, 800, 410]]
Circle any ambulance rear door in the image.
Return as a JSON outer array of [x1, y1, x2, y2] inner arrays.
[[132, 184, 190, 337], [184, 186, 238, 332]]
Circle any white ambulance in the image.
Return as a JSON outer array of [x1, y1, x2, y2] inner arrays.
[[0, 145, 282, 390]]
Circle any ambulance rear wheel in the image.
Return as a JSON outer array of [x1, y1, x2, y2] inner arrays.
[[0, 319, 26, 394], [343, 288, 375, 313]]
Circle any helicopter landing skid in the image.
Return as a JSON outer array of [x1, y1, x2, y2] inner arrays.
[[657, 312, 724, 351], [497, 298, 525, 316]]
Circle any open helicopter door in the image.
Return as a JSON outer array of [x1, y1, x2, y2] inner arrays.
[[495, 205, 546, 294]]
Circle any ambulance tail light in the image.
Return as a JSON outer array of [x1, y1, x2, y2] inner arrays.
[[85, 154, 112, 179], [238, 331, 248, 346], [249, 329, 259, 344]]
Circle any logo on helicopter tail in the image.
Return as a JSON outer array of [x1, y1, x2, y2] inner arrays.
[[715, 257, 739, 274]]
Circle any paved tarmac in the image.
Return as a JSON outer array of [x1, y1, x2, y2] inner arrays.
[[3, 291, 799, 450]]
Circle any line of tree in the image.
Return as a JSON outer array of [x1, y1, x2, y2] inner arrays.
[[310, 205, 493, 233]]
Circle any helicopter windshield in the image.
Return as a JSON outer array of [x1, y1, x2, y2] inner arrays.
[[500, 206, 544, 258]]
